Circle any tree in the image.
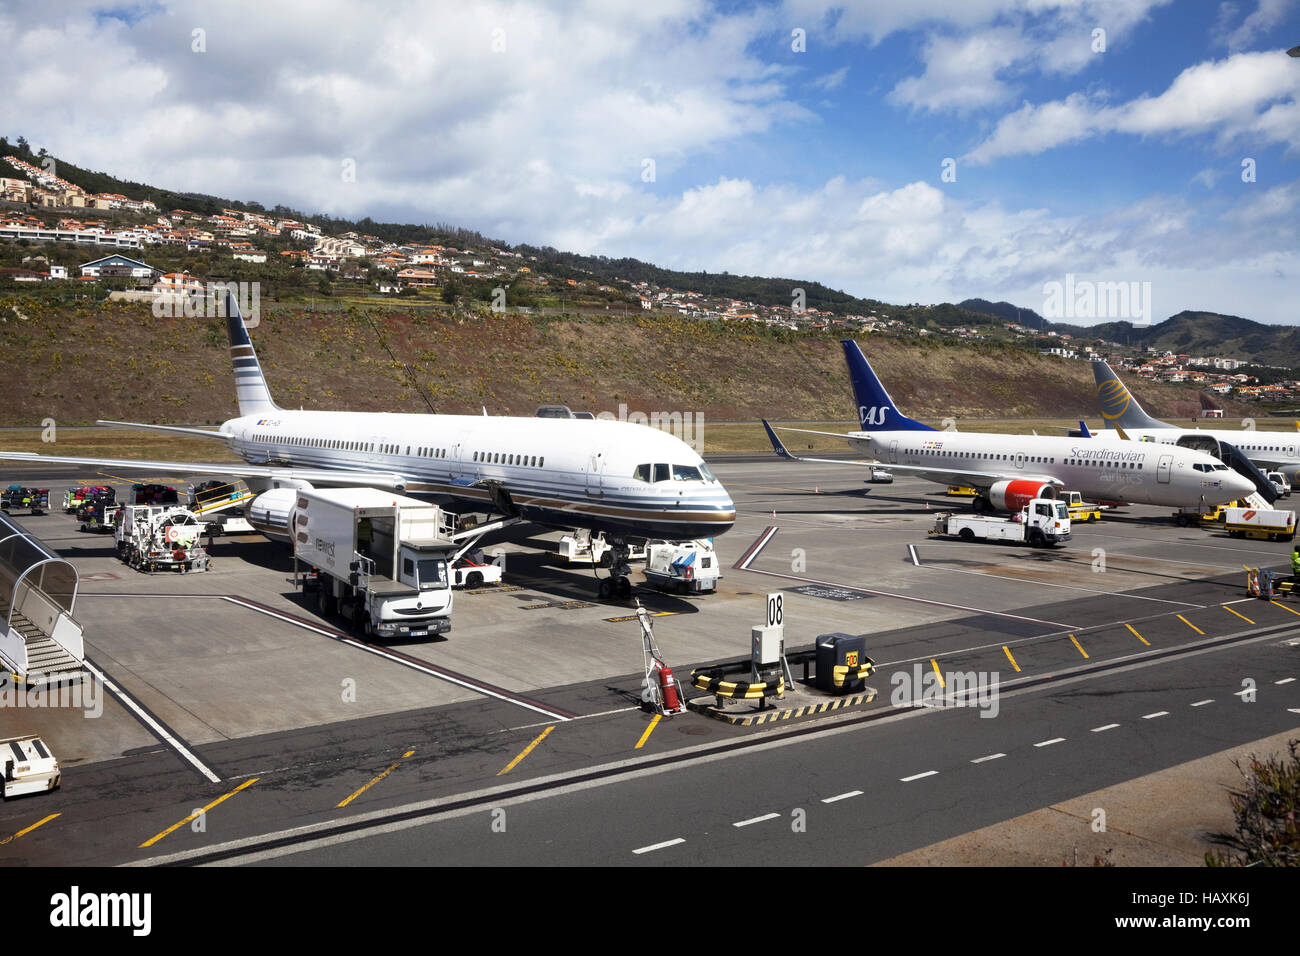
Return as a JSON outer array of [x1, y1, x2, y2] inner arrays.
[[442, 278, 461, 304]]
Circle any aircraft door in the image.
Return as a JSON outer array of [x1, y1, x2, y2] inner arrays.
[[587, 445, 607, 497], [1014, 453, 1026, 469], [1157, 454, 1173, 484], [889, 440, 898, 464]]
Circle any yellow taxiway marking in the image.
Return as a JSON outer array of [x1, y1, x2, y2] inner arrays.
[[1125, 623, 1150, 646], [337, 750, 416, 808], [0, 813, 60, 846], [1270, 600, 1300, 617], [1069, 634, 1089, 659], [139, 777, 258, 848], [635, 714, 662, 750], [1176, 614, 1204, 634], [1001, 645, 1021, 673], [930, 658, 945, 689], [498, 726, 554, 776], [1223, 605, 1255, 625]]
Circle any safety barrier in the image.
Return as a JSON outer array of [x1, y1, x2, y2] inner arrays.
[[691, 666, 785, 701]]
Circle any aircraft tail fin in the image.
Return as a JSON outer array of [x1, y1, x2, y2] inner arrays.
[[840, 341, 934, 432], [1093, 360, 1169, 430], [225, 292, 278, 417]]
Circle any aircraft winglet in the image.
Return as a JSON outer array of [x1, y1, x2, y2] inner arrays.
[[762, 419, 794, 460]]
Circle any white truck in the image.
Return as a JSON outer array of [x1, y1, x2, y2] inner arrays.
[[1223, 506, 1297, 542], [2, 735, 61, 799], [643, 539, 721, 593], [931, 497, 1071, 547], [1266, 472, 1292, 498], [294, 488, 457, 640]]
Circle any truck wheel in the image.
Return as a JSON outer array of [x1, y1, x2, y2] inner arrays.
[[616, 577, 632, 599], [467, 572, 483, 588], [1029, 531, 1044, 548], [958, 528, 975, 542]]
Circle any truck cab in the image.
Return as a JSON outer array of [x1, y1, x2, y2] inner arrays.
[[350, 539, 454, 639], [1267, 472, 1291, 498]]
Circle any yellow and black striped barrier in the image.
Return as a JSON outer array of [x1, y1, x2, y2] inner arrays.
[[691, 667, 785, 701], [831, 659, 875, 689], [688, 688, 878, 726]]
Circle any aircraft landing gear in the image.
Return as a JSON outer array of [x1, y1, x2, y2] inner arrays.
[[595, 537, 634, 601], [971, 494, 990, 514]]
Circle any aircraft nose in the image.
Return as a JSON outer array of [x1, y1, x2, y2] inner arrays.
[[1229, 472, 1257, 497]]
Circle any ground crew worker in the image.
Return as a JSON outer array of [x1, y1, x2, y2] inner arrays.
[[1291, 545, 1300, 583]]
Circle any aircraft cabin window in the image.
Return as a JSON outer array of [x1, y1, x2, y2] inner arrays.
[[539, 457, 544, 467], [654, 463, 670, 483]]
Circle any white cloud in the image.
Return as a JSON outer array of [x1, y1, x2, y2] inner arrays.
[[966, 51, 1300, 163], [811, 66, 849, 90], [1218, 0, 1293, 51], [889, 27, 1029, 112]]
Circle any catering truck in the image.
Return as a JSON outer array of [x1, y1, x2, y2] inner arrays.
[[1222, 506, 1297, 542], [294, 488, 456, 640], [931, 497, 1071, 547]]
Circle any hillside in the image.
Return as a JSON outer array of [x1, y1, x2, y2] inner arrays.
[[0, 299, 1245, 428], [960, 297, 1300, 369]]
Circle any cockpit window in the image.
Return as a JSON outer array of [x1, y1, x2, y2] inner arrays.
[[633, 463, 651, 482], [698, 462, 716, 482], [653, 463, 670, 483], [672, 465, 702, 482]]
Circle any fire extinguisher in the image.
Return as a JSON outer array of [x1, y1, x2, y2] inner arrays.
[[658, 664, 680, 712]]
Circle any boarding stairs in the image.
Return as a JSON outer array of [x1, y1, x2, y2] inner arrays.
[[0, 595, 84, 689], [191, 480, 256, 516]]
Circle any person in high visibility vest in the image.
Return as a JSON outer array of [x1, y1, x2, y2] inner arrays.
[[1291, 545, 1300, 582]]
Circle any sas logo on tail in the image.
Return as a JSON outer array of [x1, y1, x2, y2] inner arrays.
[[859, 405, 891, 427]]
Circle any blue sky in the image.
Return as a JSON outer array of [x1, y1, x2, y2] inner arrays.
[[2, 0, 1298, 323]]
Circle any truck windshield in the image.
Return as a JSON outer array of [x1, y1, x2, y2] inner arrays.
[[1055, 503, 1068, 519], [418, 558, 449, 590]]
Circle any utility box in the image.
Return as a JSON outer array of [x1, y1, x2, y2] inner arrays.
[[751, 625, 783, 668], [816, 632, 868, 694]]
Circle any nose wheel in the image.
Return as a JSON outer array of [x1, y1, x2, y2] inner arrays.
[[594, 537, 634, 600]]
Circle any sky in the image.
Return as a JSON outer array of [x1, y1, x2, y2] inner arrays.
[[2, 0, 1298, 325]]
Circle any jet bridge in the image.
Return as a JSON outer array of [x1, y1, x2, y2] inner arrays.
[[0, 512, 84, 687], [1175, 435, 1279, 506]]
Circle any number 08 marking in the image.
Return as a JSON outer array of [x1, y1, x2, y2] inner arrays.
[[767, 592, 783, 628]]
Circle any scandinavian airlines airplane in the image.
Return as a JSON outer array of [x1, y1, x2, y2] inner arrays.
[[1092, 359, 1300, 483], [762, 341, 1255, 512], [0, 296, 735, 596]]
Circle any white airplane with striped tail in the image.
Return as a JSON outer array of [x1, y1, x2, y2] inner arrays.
[[761, 340, 1254, 513], [0, 295, 735, 598]]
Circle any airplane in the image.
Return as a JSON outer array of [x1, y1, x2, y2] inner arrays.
[[1092, 358, 1300, 483], [761, 340, 1256, 513], [0, 295, 735, 599]]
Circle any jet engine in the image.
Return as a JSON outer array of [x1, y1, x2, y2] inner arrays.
[[987, 480, 1057, 513]]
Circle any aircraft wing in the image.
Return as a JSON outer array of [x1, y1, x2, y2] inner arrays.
[[761, 421, 1063, 490], [0, 451, 410, 491]]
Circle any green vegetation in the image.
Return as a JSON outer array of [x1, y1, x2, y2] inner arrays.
[[1206, 739, 1300, 867]]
